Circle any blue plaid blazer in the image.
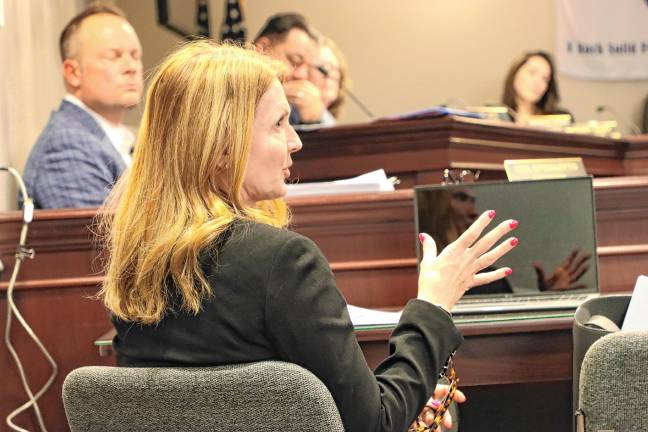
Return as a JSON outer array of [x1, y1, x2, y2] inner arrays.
[[23, 100, 127, 209]]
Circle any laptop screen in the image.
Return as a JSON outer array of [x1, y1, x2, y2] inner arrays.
[[414, 177, 598, 297]]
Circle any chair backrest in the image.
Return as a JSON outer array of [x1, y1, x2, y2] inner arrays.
[[572, 295, 630, 415], [63, 361, 345, 432], [576, 331, 648, 432]]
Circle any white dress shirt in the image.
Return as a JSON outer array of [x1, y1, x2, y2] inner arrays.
[[64, 94, 134, 166]]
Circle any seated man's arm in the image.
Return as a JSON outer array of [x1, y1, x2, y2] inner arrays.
[[34, 131, 123, 208], [284, 80, 328, 124]]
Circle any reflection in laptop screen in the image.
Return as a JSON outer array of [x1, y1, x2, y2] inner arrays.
[[414, 177, 599, 314]]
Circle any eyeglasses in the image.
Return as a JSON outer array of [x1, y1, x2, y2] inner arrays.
[[313, 64, 341, 83], [408, 354, 459, 432]]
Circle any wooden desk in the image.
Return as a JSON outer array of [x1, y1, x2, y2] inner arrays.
[[94, 314, 575, 432], [96, 314, 574, 387], [293, 117, 648, 187], [1, 176, 646, 431]]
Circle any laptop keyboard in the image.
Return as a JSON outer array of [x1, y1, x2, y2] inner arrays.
[[453, 293, 598, 315], [459, 294, 590, 304]]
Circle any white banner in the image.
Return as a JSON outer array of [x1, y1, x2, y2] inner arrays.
[[556, 0, 648, 80]]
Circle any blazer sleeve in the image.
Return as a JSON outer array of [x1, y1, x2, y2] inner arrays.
[[34, 128, 121, 208], [265, 234, 463, 432]]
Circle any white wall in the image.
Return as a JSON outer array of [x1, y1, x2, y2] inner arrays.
[[119, 0, 648, 127]]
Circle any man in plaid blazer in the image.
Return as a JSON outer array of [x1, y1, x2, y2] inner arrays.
[[23, 4, 142, 208], [23, 100, 128, 208]]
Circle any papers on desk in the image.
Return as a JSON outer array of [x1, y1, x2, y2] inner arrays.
[[621, 275, 648, 331], [375, 106, 484, 122], [286, 169, 395, 198], [347, 305, 402, 329]]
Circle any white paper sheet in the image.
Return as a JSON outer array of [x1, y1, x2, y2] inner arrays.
[[286, 169, 395, 198], [621, 275, 648, 331], [347, 304, 402, 328]]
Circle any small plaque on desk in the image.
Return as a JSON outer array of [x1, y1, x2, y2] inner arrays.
[[504, 157, 586, 181]]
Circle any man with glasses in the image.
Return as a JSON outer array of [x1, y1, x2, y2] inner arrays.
[[254, 13, 335, 126]]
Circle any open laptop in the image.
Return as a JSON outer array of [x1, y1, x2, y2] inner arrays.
[[414, 177, 599, 315]]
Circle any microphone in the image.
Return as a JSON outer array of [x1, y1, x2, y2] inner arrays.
[[315, 65, 375, 118], [596, 105, 642, 135], [341, 86, 374, 118], [1, 166, 56, 432]]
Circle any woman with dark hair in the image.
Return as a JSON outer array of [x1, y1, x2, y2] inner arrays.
[[501, 51, 571, 125]]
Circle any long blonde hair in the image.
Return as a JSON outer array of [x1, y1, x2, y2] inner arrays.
[[99, 41, 289, 324]]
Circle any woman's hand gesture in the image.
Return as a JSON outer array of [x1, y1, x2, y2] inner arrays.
[[417, 210, 519, 311]]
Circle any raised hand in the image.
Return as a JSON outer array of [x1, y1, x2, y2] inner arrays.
[[417, 210, 519, 312], [534, 247, 592, 291]]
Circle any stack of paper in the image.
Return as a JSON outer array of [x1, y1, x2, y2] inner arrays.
[[347, 304, 402, 329], [374, 106, 484, 122], [286, 169, 395, 198], [621, 275, 648, 331]]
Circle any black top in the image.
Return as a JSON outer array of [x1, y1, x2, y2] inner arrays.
[[113, 219, 463, 432]]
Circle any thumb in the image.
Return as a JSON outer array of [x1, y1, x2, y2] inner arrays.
[[419, 233, 437, 260], [532, 261, 548, 292]]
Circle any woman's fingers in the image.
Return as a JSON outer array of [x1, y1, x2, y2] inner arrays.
[[569, 251, 592, 275], [570, 262, 590, 283], [419, 232, 438, 263], [471, 266, 512, 288], [453, 210, 497, 251], [433, 384, 449, 400], [432, 385, 467, 404], [452, 388, 466, 403], [422, 408, 435, 425], [470, 219, 518, 258], [474, 236, 518, 272], [443, 410, 453, 429]]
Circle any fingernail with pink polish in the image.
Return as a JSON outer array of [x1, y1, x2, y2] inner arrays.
[[488, 210, 496, 219], [419, 233, 425, 244], [431, 400, 441, 409], [509, 220, 519, 229], [505, 268, 513, 276], [510, 237, 519, 247]]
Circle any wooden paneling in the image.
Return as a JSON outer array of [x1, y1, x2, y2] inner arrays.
[[1, 118, 647, 431], [0, 284, 115, 431], [293, 117, 648, 184]]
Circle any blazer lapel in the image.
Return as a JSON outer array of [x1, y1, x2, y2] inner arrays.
[[58, 100, 127, 172]]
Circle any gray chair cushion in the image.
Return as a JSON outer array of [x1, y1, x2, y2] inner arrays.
[[63, 361, 344, 432], [572, 295, 630, 412], [578, 331, 648, 432]]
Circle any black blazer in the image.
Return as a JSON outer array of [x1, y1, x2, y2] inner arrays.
[[113, 219, 463, 432]]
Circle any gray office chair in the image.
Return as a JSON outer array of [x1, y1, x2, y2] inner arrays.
[[575, 331, 648, 432], [62, 361, 345, 432], [572, 294, 630, 415]]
